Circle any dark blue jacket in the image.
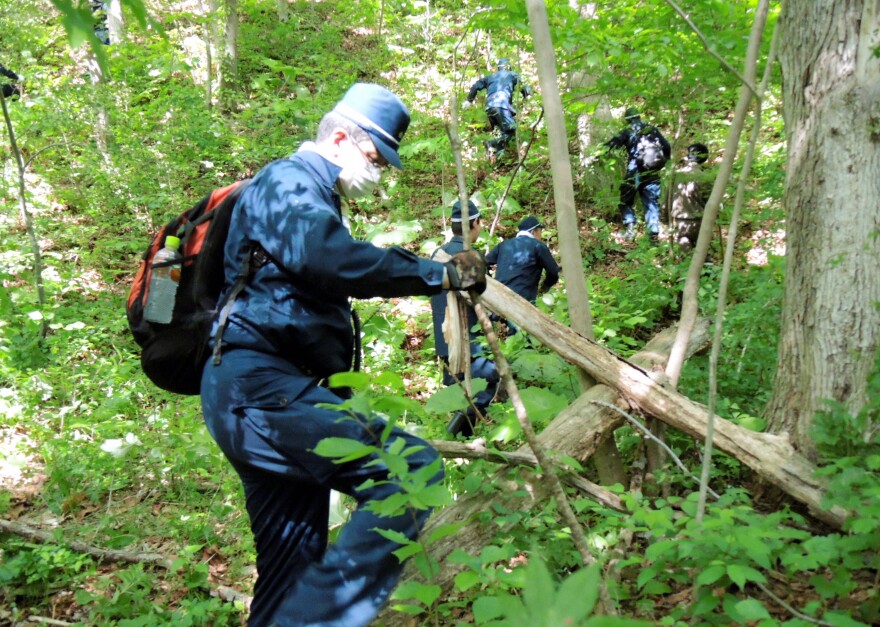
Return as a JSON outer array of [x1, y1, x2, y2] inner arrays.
[[467, 70, 531, 114], [430, 236, 480, 359], [213, 148, 446, 378], [0, 64, 19, 99], [606, 120, 671, 177], [486, 233, 559, 304]]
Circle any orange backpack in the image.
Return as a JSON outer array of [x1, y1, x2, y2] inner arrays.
[[126, 180, 250, 394]]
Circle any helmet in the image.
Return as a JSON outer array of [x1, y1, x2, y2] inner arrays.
[[687, 142, 709, 164], [497, 58, 511, 71], [624, 107, 640, 120]]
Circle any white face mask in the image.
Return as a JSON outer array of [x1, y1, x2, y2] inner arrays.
[[337, 139, 382, 199]]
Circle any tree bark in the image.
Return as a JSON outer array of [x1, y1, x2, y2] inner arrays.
[[223, 0, 240, 87], [108, 0, 124, 44], [765, 0, 880, 461], [525, 0, 627, 488]]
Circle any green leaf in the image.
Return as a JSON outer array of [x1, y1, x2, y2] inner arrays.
[[726, 564, 765, 589], [735, 598, 771, 621], [472, 594, 522, 623], [691, 589, 720, 615], [373, 370, 405, 390], [823, 610, 872, 626], [391, 581, 441, 607], [391, 542, 424, 562], [645, 539, 677, 562], [737, 415, 767, 432], [636, 566, 660, 590], [327, 371, 371, 390], [518, 386, 569, 425], [523, 556, 555, 619], [696, 563, 727, 586], [424, 385, 467, 414], [454, 569, 481, 592], [312, 437, 374, 462], [424, 523, 463, 545], [408, 483, 452, 509], [639, 579, 672, 595], [463, 472, 483, 493], [557, 564, 600, 622], [373, 528, 410, 546]]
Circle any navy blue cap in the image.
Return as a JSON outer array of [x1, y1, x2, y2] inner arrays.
[[518, 215, 543, 232], [333, 83, 410, 169], [451, 200, 481, 222]]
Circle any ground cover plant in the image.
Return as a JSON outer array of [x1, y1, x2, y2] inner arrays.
[[1, 0, 877, 625]]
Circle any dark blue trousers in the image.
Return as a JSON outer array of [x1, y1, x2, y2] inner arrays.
[[485, 106, 517, 154], [619, 172, 662, 235], [201, 349, 444, 626], [441, 355, 499, 416]]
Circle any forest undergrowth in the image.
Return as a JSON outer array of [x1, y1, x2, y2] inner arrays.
[[0, 0, 877, 625]]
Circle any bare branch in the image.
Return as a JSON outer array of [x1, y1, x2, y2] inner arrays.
[[429, 439, 626, 512], [591, 400, 720, 500], [663, 0, 758, 96], [0, 518, 174, 569]]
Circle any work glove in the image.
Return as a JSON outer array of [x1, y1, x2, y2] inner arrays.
[[445, 250, 487, 294], [462, 100, 473, 109]]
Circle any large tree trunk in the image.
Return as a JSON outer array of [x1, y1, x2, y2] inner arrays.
[[108, 0, 124, 44], [525, 0, 627, 488], [223, 0, 240, 86], [765, 0, 880, 461]]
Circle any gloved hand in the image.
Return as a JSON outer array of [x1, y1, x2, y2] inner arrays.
[[462, 100, 473, 109], [445, 250, 487, 294]]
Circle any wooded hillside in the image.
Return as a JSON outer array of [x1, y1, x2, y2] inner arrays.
[[0, 0, 877, 625]]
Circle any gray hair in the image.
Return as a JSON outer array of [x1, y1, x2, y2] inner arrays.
[[317, 111, 371, 143]]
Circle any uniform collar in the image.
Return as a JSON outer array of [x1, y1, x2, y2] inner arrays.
[[293, 143, 343, 207]]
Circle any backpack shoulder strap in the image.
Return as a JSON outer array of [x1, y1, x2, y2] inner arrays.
[[211, 244, 271, 366]]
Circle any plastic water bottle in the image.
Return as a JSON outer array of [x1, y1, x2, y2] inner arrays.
[[143, 236, 182, 324]]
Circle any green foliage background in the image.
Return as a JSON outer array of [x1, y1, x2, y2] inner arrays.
[[0, 0, 876, 625]]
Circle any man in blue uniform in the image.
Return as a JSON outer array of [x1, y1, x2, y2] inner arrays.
[[201, 83, 487, 627], [430, 200, 499, 438], [605, 107, 671, 241], [464, 58, 532, 162], [485, 215, 559, 334]]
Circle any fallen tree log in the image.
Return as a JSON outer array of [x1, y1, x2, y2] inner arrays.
[[379, 318, 712, 624], [0, 518, 173, 569], [475, 277, 848, 529]]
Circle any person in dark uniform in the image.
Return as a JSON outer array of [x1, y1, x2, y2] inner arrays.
[[668, 142, 711, 250], [91, 0, 111, 45], [605, 107, 671, 241], [485, 215, 560, 334], [430, 200, 499, 438], [464, 58, 532, 162], [200, 83, 487, 627], [0, 64, 21, 99]]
